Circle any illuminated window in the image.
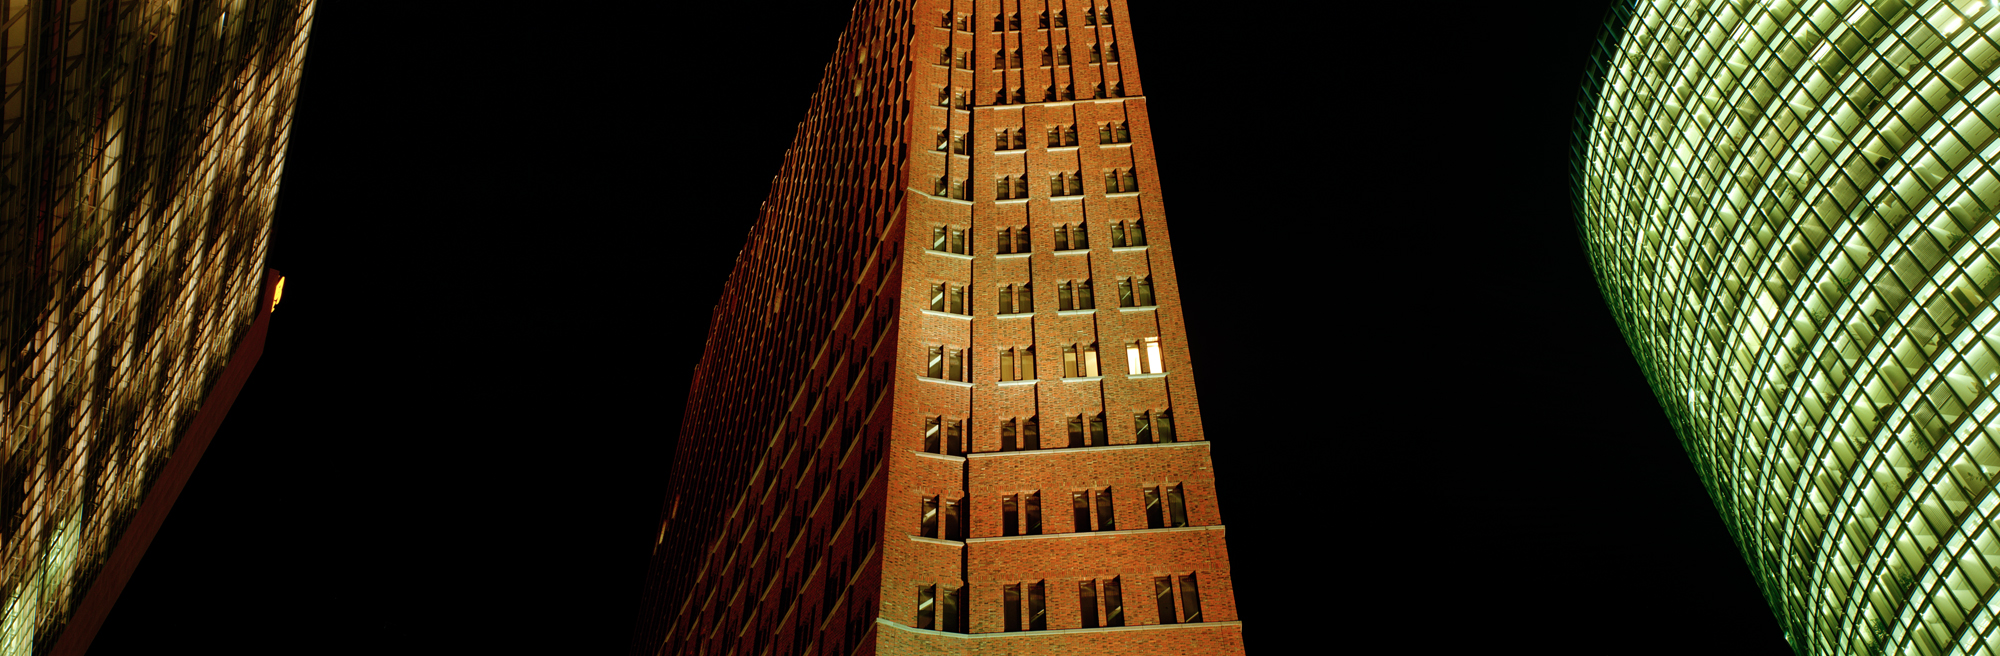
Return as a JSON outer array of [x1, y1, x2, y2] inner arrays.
[[1126, 336, 1162, 374], [1062, 343, 1101, 378]]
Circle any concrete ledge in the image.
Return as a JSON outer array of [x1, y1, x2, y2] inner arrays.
[[966, 524, 1223, 544], [966, 440, 1207, 459], [878, 617, 1241, 638]]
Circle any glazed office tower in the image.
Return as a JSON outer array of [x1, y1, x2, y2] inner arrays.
[[632, 1, 1242, 655], [0, 2, 313, 655], [1574, 0, 2000, 654]]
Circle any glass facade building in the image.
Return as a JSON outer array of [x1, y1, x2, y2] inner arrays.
[[1577, 1, 2000, 653], [0, 2, 315, 654]]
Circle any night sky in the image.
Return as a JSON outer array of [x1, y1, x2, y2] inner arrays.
[[77, 3, 1794, 654]]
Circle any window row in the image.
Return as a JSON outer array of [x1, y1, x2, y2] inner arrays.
[[929, 222, 1141, 256], [918, 495, 967, 541], [997, 285, 1034, 315], [1099, 121, 1132, 144], [989, 410, 1181, 454], [923, 417, 964, 456], [1039, 82, 1126, 102], [959, 7, 1114, 31], [936, 282, 1137, 315], [949, 124, 1128, 154], [987, 44, 1123, 69], [921, 339, 1162, 380], [936, 83, 1125, 110], [988, 172, 1136, 199], [917, 574, 1200, 637], [996, 484, 1194, 536]]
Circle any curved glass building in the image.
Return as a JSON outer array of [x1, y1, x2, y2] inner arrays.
[[1576, 1, 2000, 654]]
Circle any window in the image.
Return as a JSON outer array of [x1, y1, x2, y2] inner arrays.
[[954, 89, 968, 109], [1054, 223, 1089, 250], [1117, 277, 1155, 307], [922, 416, 965, 455], [999, 285, 1033, 315], [1009, 12, 1021, 30], [942, 585, 967, 632], [1154, 577, 1177, 624], [996, 129, 1025, 151], [944, 499, 964, 540], [1001, 418, 1017, 451], [1025, 491, 1042, 535], [1010, 87, 1026, 104], [937, 86, 950, 106], [1049, 171, 1083, 197], [921, 495, 939, 538], [1101, 8, 1115, 24], [1054, 9, 1067, 27], [1009, 48, 1023, 68], [997, 345, 1034, 380], [918, 584, 937, 629], [936, 129, 950, 152], [951, 179, 967, 200], [1047, 123, 1078, 147], [993, 13, 1005, 32], [1096, 488, 1116, 530], [929, 283, 967, 314], [955, 50, 970, 69], [1107, 43, 1120, 61], [1104, 577, 1125, 626], [1089, 44, 1102, 63], [1060, 84, 1075, 100], [1028, 581, 1047, 630], [997, 226, 1030, 253], [1134, 409, 1175, 444], [1000, 416, 1039, 451], [931, 225, 968, 254], [1057, 280, 1095, 310], [937, 46, 952, 66], [1108, 219, 1145, 246], [1005, 584, 1022, 631], [1040, 46, 1053, 66], [1098, 121, 1131, 144], [1071, 491, 1091, 531], [1178, 575, 1203, 623], [1056, 45, 1070, 66], [1092, 82, 1105, 98], [1080, 580, 1099, 629], [1042, 85, 1056, 102], [993, 49, 1005, 69], [956, 13, 970, 31], [1110, 81, 1124, 97], [933, 176, 949, 197], [996, 175, 1027, 200], [1003, 494, 1019, 537], [1104, 167, 1138, 193], [940, 11, 952, 28], [1084, 8, 1097, 26], [1126, 336, 1163, 374], [1145, 483, 1190, 529], [952, 133, 967, 154], [926, 346, 969, 382], [1038, 10, 1049, 28], [1061, 343, 1101, 378], [1065, 412, 1108, 448]]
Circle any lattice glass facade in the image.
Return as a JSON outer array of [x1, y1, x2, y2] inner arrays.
[[1576, 1, 2000, 654]]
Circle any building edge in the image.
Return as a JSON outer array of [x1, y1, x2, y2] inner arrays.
[[44, 268, 281, 656]]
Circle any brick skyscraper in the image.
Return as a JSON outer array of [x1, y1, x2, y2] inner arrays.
[[0, 2, 315, 654], [633, 2, 1242, 655]]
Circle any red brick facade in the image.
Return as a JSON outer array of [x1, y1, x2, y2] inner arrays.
[[632, 2, 1241, 654]]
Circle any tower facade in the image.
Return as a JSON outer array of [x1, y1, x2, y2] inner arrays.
[[0, 2, 314, 654], [633, 2, 1243, 655], [1577, 1, 2000, 654]]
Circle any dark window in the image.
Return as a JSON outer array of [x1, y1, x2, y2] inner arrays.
[[1003, 495, 1019, 537], [993, 13, 1004, 32], [1157, 409, 1175, 442], [932, 226, 947, 250], [951, 228, 965, 253], [1054, 225, 1070, 250], [1013, 175, 1028, 198], [1102, 8, 1114, 24], [1067, 415, 1085, 448], [1024, 491, 1042, 535], [917, 584, 937, 629], [1127, 219, 1144, 244], [1105, 169, 1120, 193], [1005, 584, 1023, 631], [1001, 419, 1017, 451], [1064, 124, 1079, 145], [1028, 581, 1047, 630], [1078, 281, 1095, 309], [942, 585, 965, 632], [925, 416, 942, 452], [1085, 8, 1097, 25], [1079, 580, 1100, 629], [1057, 45, 1071, 65], [1166, 483, 1188, 527], [1136, 277, 1154, 306], [1050, 174, 1066, 197], [1059, 282, 1074, 310], [1119, 279, 1135, 307], [1096, 488, 1116, 531], [937, 86, 950, 106], [1009, 12, 1021, 30], [1041, 46, 1053, 66], [927, 346, 943, 378], [951, 179, 966, 200], [1038, 11, 1049, 29], [921, 496, 939, 538], [999, 287, 1015, 316], [1122, 168, 1138, 191], [946, 419, 963, 456], [934, 176, 948, 196], [1155, 576, 1177, 624], [1104, 577, 1125, 627], [1054, 10, 1067, 27], [1179, 575, 1203, 624], [1009, 48, 1023, 68], [998, 228, 1013, 253], [948, 347, 964, 380], [1145, 486, 1165, 528], [1011, 129, 1026, 150], [993, 49, 1005, 69], [1111, 81, 1124, 97], [1090, 413, 1108, 446], [1061, 84, 1075, 100], [944, 499, 964, 540], [1018, 285, 1034, 313], [1115, 121, 1130, 142], [1072, 220, 1089, 248], [940, 12, 952, 28], [996, 177, 1012, 200], [1071, 491, 1091, 531], [957, 13, 970, 31], [950, 285, 964, 314], [931, 283, 946, 311], [1023, 417, 1041, 449], [1091, 45, 1103, 65], [1135, 412, 1152, 444], [999, 347, 1015, 381]]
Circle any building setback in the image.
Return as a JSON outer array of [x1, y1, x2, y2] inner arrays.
[[632, 1, 1243, 654], [0, 2, 314, 654]]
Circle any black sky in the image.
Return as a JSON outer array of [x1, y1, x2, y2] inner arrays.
[[77, 2, 1794, 654]]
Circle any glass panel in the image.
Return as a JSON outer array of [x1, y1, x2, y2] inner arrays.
[[1029, 581, 1047, 631], [1083, 345, 1099, 376], [1104, 577, 1124, 627], [1000, 350, 1015, 381], [1005, 584, 1022, 631], [1079, 580, 1099, 629], [1135, 412, 1152, 444], [1073, 491, 1091, 531], [1068, 417, 1085, 448], [1073, 222, 1088, 248], [1119, 279, 1135, 307], [933, 226, 947, 250], [1003, 495, 1019, 537], [925, 417, 941, 452], [1054, 225, 1069, 250], [1127, 342, 1142, 374], [1079, 281, 1094, 309], [1136, 277, 1154, 306], [1090, 414, 1107, 446], [1146, 337, 1163, 373], [1122, 169, 1138, 192], [947, 420, 963, 456], [1001, 420, 1017, 452], [1157, 411, 1175, 443], [1144, 487, 1164, 529], [998, 229, 1011, 253], [921, 496, 939, 538], [1179, 575, 1202, 624], [1154, 577, 1176, 624], [1063, 346, 1078, 378], [1018, 284, 1033, 313], [1167, 484, 1188, 527], [1110, 221, 1126, 247], [949, 349, 963, 381], [928, 347, 943, 378], [918, 584, 936, 629], [941, 585, 961, 632], [1060, 283, 1074, 311], [1025, 492, 1041, 535], [1024, 417, 1040, 449], [951, 287, 964, 314], [1021, 347, 1035, 378], [1096, 488, 1115, 530], [999, 287, 1014, 315]]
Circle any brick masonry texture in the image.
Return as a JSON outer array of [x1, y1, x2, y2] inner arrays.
[[632, 2, 1242, 654]]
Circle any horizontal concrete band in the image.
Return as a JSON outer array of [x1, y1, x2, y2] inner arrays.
[[877, 617, 1242, 639], [964, 524, 1223, 544]]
